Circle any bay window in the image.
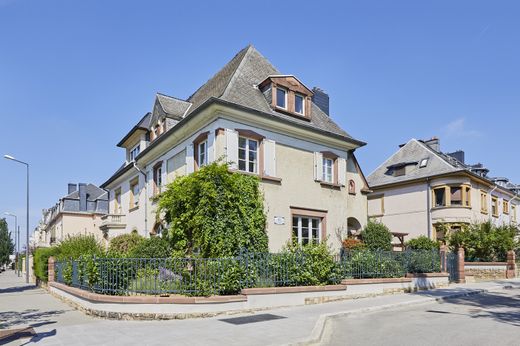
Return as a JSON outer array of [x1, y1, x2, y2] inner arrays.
[[433, 187, 446, 207]]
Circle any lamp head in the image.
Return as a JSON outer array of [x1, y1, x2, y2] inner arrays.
[[4, 154, 15, 160]]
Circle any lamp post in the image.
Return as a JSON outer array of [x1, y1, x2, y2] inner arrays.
[[4, 212, 18, 275], [4, 155, 30, 283]]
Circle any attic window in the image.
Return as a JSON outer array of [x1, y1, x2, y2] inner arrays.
[[295, 94, 305, 115], [419, 158, 428, 168], [276, 88, 287, 109]]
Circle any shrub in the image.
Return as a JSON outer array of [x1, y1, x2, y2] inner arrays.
[[448, 222, 517, 261], [342, 238, 365, 251], [33, 247, 60, 282], [158, 162, 268, 258], [406, 236, 440, 251], [401, 250, 441, 273], [55, 234, 104, 260], [108, 233, 144, 256], [359, 221, 393, 251], [129, 237, 172, 258], [341, 250, 405, 278]]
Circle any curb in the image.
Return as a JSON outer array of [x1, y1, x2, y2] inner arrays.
[[286, 287, 496, 346]]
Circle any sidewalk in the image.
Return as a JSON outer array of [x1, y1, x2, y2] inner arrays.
[[1, 269, 519, 346]]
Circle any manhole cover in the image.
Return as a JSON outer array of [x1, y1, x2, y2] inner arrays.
[[220, 313, 286, 325]]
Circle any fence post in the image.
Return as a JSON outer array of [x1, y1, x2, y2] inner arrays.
[[456, 247, 466, 284], [48, 256, 55, 283], [506, 250, 516, 279], [439, 245, 447, 272]]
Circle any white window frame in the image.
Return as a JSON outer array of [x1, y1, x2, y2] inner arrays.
[[129, 144, 140, 161], [130, 179, 139, 208], [276, 87, 287, 109], [294, 94, 305, 115], [238, 137, 258, 173], [292, 216, 322, 245], [198, 140, 208, 167], [322, 158, 334, 183]]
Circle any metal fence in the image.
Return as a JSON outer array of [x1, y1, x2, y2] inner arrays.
[[54, 249, 441, 296]]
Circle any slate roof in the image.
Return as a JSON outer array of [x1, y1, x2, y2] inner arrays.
[[367, 139, 464, 187], [156, 93, 191, 119], [185, 45, 351, 138], [64, 184, 108, 201]]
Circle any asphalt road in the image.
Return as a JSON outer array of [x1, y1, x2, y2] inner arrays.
[[323, 285, 520, 346]]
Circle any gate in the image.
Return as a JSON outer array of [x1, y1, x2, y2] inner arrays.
[[445, 252, 458, 282]]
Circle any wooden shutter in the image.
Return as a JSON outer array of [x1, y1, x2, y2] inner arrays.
[[186, 144, 194, 174], [207, 131, 216, 164], [225, 129, 239, 170], [263, 139, 276, 177], [338, 158, 347, 186], [314, 152, 323, 181]]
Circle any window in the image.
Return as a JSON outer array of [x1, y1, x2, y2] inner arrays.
[[503, 200, 509, 214], [463, 186, 471, 207], [197, 140, 208, 167], [294, 94, 305, 114], [276, 87, 287, 109], [322, 158, 334, 183], [153, 164, 163, 195], [238, 137, 258, 173], [433, 187, 446, 207], [129, 178, 139, 209], [450, 187, 462, 206], [480, 191, 488, 213], [419, 158, 429, 168], [348, 180, 356, 195], [512, 205, 517, 222], [393, 166, 406, 177], [129, 144, 140, 161], [491, 196, 498, 217], [114, 188, 122, 214], [292, 216, 321, 245]]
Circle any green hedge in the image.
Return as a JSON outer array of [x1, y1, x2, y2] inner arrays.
[[33, 247, 60, 281]]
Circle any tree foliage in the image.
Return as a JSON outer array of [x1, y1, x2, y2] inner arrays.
[[129, 236, 172, 258], [406, 236, 440, 251], [359, 221, 393, 251], [448, 221, 518, 261], [55, 234, 104, 260], [0, 218, 15, 266], [157, 162, 268, 258], [108, 232, 144, 256]]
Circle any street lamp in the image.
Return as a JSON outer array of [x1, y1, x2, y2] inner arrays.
[[4, 212, 19, 276], [4, 154, 30, 283]]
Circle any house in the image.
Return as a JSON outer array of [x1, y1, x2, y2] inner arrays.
[[37, 183, 108, 246], [100, 45, 369, 252], [367, 137, 520, 243]]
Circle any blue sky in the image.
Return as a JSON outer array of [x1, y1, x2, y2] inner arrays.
[[1, 0, 519, 246]]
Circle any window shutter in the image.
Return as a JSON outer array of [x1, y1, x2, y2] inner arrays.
[[338, 158, 347, 186], [186, 144, 194, 174], [225, 129, 239, 170], [263, 139, 276, 177], [314, 152, 323, 181], [207, 131, 215, 163]]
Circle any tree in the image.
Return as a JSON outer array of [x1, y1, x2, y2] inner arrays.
[[359, 221, 393, 251], [158, 162, 268, 258], [0, 218, 15, 266]]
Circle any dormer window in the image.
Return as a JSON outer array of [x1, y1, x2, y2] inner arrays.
[[295, 94, 305, 115], [129, 144, 140, 161], [276, 87, 287, 109]]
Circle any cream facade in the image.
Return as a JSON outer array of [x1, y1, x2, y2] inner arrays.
[[368, 138, 520, 242], [101, 46, 369, 253]]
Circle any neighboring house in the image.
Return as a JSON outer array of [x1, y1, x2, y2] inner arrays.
[[367, 137, 520, 242], [100, 45, 369, 252], [38, 183, 108, 246]]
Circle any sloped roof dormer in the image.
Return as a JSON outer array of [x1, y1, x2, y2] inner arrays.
[[258, 75, 314, 120]]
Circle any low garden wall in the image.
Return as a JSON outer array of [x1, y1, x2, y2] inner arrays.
[[464, 262, 507, 282]]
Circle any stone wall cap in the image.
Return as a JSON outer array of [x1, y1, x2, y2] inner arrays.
[[241, 285, 347, 295], [341, 277, 412, 285], [405, 272, 449, 278]]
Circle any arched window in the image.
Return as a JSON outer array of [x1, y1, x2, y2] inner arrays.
[[348, 180, 356, 195]]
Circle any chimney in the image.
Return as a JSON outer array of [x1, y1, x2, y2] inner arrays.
[[424, 137, 440, 152], [447, 150, 465, 164], [68, 183, 77, 194], [79, 183, 87, 212], [311, 87, 329, 116]]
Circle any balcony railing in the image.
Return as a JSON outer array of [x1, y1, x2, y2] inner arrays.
[[100, 214, 127, 230]]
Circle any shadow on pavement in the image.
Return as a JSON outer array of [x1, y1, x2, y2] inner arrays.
[[20, 329, 57, 345], [0, 309, 67, 329], [0, 285, 36, 294]]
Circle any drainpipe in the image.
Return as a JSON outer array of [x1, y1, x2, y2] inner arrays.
[[426, 178, 432, 239], [133, 163, 148, 237]]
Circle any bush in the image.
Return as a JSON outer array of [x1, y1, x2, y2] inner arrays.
[[55, 234, 104, 260], [108, 233, 144, 256], [342, 238, 365, 251], [129, 237, 172, 258], [448, 222, 517, 261], [406, 236, 440, 251], [33, 247, 60, 282], [402, 250, 441, 273], [158, 162, 268, 258], [359, 221, 393, 251], [341, 250, 404, 278]]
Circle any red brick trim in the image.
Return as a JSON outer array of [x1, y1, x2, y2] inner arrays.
[[341, 278, 411, 285], [49, 282, 246, 304], [405, 272, 449, 278], [241, 285, 346, 295]]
